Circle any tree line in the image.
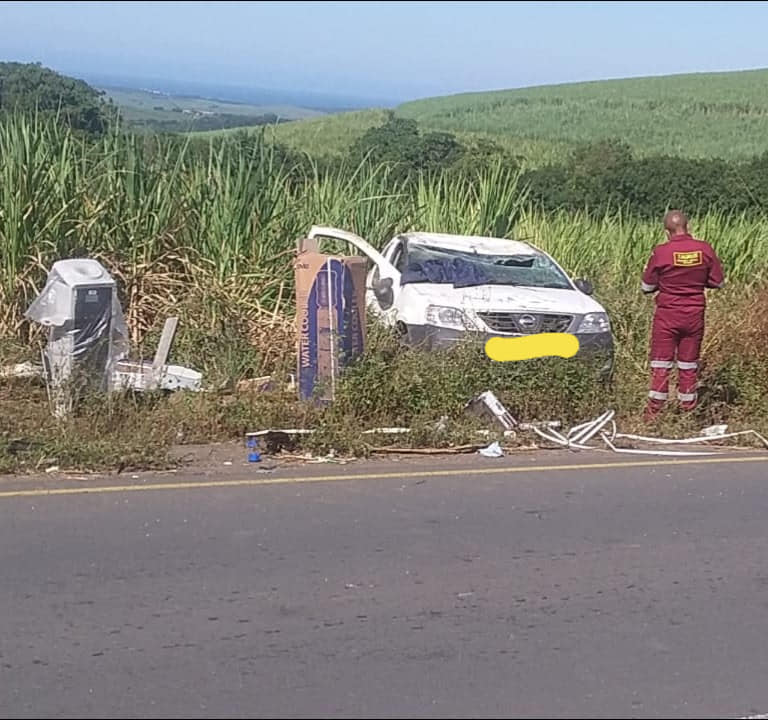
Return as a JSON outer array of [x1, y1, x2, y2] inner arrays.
[[344, 115, 768, 218]]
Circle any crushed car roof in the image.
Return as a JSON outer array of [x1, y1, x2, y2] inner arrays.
[[400, 232, 538, 256]]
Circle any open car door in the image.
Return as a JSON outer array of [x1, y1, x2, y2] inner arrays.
[[306, 226, 402, 325]]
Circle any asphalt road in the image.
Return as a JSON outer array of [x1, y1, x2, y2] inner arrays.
[[2, 452, 768, 719]]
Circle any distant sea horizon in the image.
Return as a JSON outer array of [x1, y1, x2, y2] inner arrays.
[[75, 71, 397, 113]]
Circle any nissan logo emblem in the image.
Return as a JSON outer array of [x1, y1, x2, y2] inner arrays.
[[518, 314, 537, 330]]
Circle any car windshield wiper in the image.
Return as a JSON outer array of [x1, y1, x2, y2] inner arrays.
[[504, 283, 572, 290], [454, 279, 527, 288], [452, 280, 572, 289], [494, 259, 534, 268]]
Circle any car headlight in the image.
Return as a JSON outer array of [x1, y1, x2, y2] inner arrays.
[[576, 312, 610, 334], [425, 305, 472, 330]]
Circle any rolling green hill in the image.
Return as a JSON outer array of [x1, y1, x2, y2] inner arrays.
[[268, 68, 768, 165], [264, 109, 391, 155], [398, 69, 768, 160]]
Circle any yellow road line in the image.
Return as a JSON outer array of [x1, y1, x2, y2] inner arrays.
[[0, 455, 766, 500]]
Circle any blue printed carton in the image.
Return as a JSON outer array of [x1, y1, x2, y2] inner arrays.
[[294, 237, 367, 403]]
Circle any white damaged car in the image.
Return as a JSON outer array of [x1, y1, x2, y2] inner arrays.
[[306, 226, 614, 373]]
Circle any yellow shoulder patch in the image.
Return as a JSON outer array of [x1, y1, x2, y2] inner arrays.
[[673, 250, 703, 267]]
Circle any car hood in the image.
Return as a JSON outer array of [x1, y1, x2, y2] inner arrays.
[[403, 283, 607, 315]]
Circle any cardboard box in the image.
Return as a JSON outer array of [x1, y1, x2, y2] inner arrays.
[[294, 238, 367, 403]]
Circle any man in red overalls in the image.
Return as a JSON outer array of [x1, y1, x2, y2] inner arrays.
[[641, 210, 725, 421]]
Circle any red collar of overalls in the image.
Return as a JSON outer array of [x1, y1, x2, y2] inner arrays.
[[669, 233, 693, 242]]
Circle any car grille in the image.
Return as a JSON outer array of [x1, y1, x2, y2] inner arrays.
[[477, 312, 573, 334]]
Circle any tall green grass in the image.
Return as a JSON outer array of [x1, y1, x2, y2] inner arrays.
[[517, 208, 768, 288], [1, 112, 767, 350]]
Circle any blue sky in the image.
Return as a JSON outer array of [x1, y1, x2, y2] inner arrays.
[[1, 1, 767, 102]]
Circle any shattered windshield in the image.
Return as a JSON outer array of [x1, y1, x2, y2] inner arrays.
[[400, 244, 573, 290]]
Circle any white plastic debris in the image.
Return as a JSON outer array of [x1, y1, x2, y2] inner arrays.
[[478, 441, 504, 458], [434, 415, 449, 433], [600, 433, 718, 456], [362, 427, 412, 435], [0, 362, 42, 379], [244, 414, 768, 460], [112, 361, 203, 393], [524, 408, 768, 456], [701, 424, 728, 437], [465, 391, 517, 431], [246, 428, 315, 438], [306, 454, 347, 464], [518, 421, 561, 430], [476, 429, 517, 438], [614, 429, 768, 447]]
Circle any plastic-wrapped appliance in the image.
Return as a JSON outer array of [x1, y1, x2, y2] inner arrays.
[[25, 259, 129, 417]]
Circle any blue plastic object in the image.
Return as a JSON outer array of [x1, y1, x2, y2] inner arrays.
[[246, 435, 261, 463]]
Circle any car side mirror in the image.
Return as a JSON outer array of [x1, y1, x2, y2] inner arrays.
[[372, 276, 394, 308], [575, 278, 594, 295]]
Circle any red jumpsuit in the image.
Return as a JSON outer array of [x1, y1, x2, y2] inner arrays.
[[641, 233, 724, 419]]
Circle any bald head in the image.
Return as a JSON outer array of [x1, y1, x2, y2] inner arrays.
[[664, 210, 688, 235]]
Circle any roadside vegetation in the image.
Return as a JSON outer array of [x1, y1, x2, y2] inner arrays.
[[2, 66, 768, 473]]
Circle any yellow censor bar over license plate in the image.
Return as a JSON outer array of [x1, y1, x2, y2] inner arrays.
[[485, 333, 580, 362]]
